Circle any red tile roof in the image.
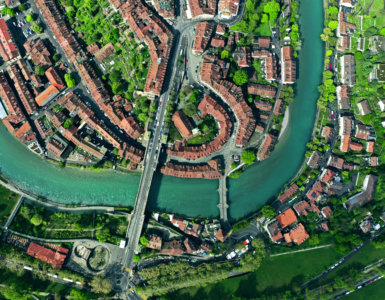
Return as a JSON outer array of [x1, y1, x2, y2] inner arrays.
[[0, 19, 19, 61], [276, 208, 297, 229], [27, 242, 67, 269]]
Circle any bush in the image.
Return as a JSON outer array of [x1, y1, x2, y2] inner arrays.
[[63, 118, 74, 129], [262, 205, 275, 219], [241, 150, 256, 164], [2, 7, 15, 17], [35, 65, 45, 76], [64, 73, 76, 87], [229, 170, 243, 179], [233, 70, 249, 86], [32, 23, 44, 34], [26, 14, 35, 22], [18, 4, 27, 11]]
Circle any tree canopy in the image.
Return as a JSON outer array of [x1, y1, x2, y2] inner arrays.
[[241, 150, 256, 164], [2, 7, 15, 17], [233, 70, 249, 86], [261, 205, 275, 219], [64, 73, 76, 87], [263, 0, 280, 23], [328, 20, 338, 31], [35, 65, 45, 76], [26, 14, 35, 22], [30, 214, 43, 226], [63, 118, 74, 129], [32, 23, 44, 34], [90, 276, 113, 294]]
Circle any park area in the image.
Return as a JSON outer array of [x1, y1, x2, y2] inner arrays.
[[168, 246, 342, 299], [10, 202, 128, 243], [0, 184, 20, 226]]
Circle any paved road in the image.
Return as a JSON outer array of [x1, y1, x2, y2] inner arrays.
[[120, 35, 188, 287]]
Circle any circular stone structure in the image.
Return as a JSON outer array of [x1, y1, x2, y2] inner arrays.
[[88, 245, 110, 272]]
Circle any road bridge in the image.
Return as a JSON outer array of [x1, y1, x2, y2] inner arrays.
[[217, 176, 229, 223]]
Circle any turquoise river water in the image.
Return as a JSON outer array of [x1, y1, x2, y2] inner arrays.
[[0, 0, 323, 221]]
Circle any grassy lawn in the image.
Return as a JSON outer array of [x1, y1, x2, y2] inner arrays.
[[168, 246, 341, 299], [311, 243, 385, 289], [343, 277, 385, 300], [0, 184, 20, 226], [255, 22, 271, 36]]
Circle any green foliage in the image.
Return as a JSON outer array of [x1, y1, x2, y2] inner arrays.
[[26, 14, 35, 22], [261, 205, 275, 219], [133, 254, 141, 262], [64, 73, 76, 87], [35, 65, 45, 76], [30, 214, 43, 226], [327, 6, 338, 15], [233, 70, 249, 86], [18, 3, 27, 12], [263, 0, 280, 23], [140, 235, 149, 246], [261, 13, 269, 23], [104, 161, 113, 168], [90, 276, 113, 294], [308, 234, 320, 246], [241, 150, 256, 164], [229, 170, 243, 179], [221, 49, 230, 59], [96, 227, 110, 243], [52, 54, 61, 62], [63, 118, 74, 129], [380, 28, 385, 36], [2, 7, 15, 17], [328, 20, 338, 30], [231, 162, 237, 169], [139, 240, 266, 297], [182, 104, 197, 117], [32, 23, 44, 34]]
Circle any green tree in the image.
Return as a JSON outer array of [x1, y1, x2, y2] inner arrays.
[[261, 13, 269, 23], [90, 276, 112, 294], [140, 235, 149, 246], [233, 70, 248, 86], [18, 3, 27, 12], [26, 14, 35, 22], [35, 65, 45, 76], [229, 170, 243, 178], [133, 254, 141, 262], [109, 70, 121, 82], [64, 73, 76, 87], [182, 104, 197, 117], [221, 49, 230, 59], [95, 227, 110, 243], [52, 54, 60, 62], [308, 234, 320, 246], [2, 7, 15, 17], [328, 20, 338, 31], [70, 289, 88, 300], [63, 118, 74, 129], [327, 6, 338, 15], [241, 150, 256, 164], [32, 23, 44, 34], [30, 214, 43, 226], [261, 205, 275, 219], [380, 28, 385, 37], [263, 0, 280, 23]]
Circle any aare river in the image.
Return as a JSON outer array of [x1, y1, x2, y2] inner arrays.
[[0, 0, 323, 221]]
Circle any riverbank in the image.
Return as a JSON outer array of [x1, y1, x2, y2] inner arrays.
[[0, 0, 324, 221], [278, 107, 290, 140]]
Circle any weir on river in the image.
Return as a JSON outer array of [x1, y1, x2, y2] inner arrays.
[[0, 0, 324, 221]]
